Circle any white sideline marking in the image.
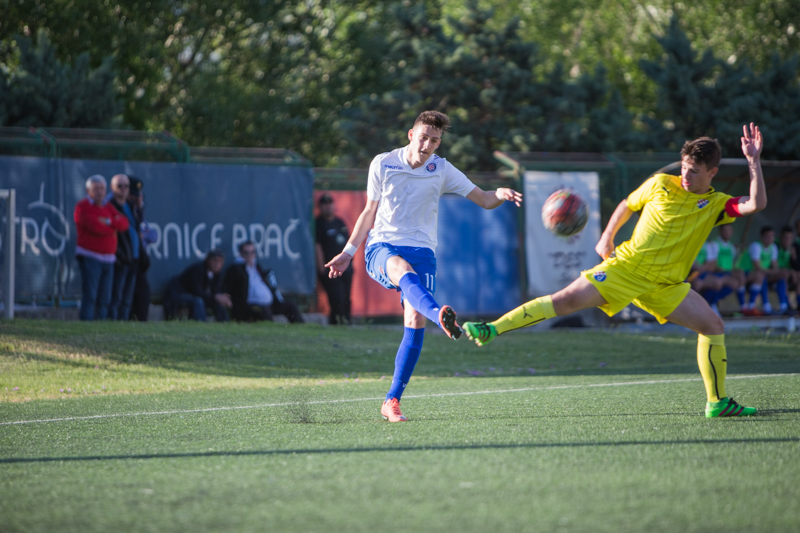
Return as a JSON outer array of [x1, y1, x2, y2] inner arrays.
[[1, 373, 796, 426]]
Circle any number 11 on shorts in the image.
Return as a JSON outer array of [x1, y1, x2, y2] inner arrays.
[[424, 272, 435, 292]]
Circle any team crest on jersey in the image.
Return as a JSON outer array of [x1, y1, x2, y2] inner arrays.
[[697, 198, 709, 209], [426, 162, 437, 172], [593, 271, 607, 282]]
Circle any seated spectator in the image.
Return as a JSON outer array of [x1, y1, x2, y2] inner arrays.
[[778, 225, 798, 310], [222, 240, 304, 323], [74, 174, 130, 320], [695, 224, 745, 315], [163, 250, 231, 322], [737, 225, 791, 315]]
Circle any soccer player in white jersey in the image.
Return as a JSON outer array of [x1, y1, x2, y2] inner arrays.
[[325, 111, 523, 422]]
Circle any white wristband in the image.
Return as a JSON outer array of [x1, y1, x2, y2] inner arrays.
[[342, 243, 358, 257]]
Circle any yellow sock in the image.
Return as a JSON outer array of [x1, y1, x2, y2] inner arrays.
[[697, 334, 727, 402], [491, 295, 557, 335]]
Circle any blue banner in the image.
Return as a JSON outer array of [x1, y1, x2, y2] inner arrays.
[[434, 195, 522, 315], [0, 156, 316, 298]]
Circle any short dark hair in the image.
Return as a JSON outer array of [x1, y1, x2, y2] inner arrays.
[[318, 193, 333, 205], [413, 110, 450, 133], [780, 225, 793, 235], [760, 225, 774, 235], [680, 137, 722, 169], [206, 249, 224, 260], [238, 240, 255, 254]]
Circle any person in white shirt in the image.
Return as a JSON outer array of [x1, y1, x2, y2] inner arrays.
[[223, 241, 304, 323], [324, 110, 523, 422]]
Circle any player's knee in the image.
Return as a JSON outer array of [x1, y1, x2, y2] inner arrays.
[[703, 314, 725, 335]]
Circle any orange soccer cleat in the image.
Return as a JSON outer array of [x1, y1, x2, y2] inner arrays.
[[381, 398, 408, 422]]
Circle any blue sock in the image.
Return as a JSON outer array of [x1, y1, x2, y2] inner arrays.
[[717, 286, 732, 301], [748, 284, 761, 307], [702, 289, 718, 305], [386, 327, 425, 401], [736, 287, 745, 306], [761, 283, 770, 309], [398, 272, 441, 325], [776, 279, 789, 309]]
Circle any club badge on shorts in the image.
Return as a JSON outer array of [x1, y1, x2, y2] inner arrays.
[[697, 198, 709, 209], [426, 162, 437, 172], [593, 271, 607, 282]]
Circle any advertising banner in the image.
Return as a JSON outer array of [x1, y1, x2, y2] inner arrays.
[[0, 156, 315, 298], [523, 171, 601, 297]]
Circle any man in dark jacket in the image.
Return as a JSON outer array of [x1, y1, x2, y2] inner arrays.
[[163, 250, 231, 321], [222, 241, 304, 323], [108, 174, 140, 320], [128, 176, 154, 321], [315, 193, 353, 325]]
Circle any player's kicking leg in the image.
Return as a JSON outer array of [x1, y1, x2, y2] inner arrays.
[[464, 276, 606, 346], [666, 290, 757, 417]]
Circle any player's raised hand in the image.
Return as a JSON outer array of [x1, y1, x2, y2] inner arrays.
[[325, 253, 352, 279], [741, 122, 763, 160], [496, 188, 523, 206]]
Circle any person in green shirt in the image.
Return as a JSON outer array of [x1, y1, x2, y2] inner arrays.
[[778, 225, 798, 310], [739, 226, 791, 315], [695, 224, 745, 315]]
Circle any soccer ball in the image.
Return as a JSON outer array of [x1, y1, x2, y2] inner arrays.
[[541, 189, 588, 237]]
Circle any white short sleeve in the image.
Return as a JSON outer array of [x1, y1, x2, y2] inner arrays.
[[366, 154, 384, 202], [769, 244, 778, 261], [705, 242, 719, 262], [748, 242, 761, 262], [442, 161, 476, 197]]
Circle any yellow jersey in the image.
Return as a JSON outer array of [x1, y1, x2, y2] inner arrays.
[[615, 173, 740, 284]]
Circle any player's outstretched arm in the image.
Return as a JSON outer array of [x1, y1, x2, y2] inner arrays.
[[595, 199, 634, 259], [731, 123, 767, 216], [466, 186, 523, 209], [325, 199, 379, 278]]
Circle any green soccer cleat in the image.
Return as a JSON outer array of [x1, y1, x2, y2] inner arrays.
[[463, 322, 498, 347], [705, 397, 757, 418]]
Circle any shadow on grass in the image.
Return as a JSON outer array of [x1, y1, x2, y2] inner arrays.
[[3, 437, 799, 464], [2, 321, 799, 381]]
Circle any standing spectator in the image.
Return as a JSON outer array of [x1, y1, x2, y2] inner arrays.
[[315, 193, 353, 325], [163, 250, 231, 322], [74, 174, 129, 320], [128, 176, 155, 321], [108, 174, 140, 320], [222, 241, 304, 323]]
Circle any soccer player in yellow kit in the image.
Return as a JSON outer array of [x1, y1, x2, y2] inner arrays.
[[464, 123, 767, 418]]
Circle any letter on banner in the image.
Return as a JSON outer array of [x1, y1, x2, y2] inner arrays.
[[163, 222, 183, 259], [264, 223, 282, 258], [191, 223, 207, 258], [20, 217, 41, 256], [147, 223, 163, 260], [283, 219, 301, 260], [249, 224, 265, 257], [183, 223, 190, 259], [210, 223, 224, 251], [232, 224, 248, 257]]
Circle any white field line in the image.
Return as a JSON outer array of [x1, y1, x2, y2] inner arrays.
[[1, 373, 797, 426]]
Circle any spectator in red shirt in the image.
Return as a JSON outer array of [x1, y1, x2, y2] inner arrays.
[[74, 175, 130, 320]]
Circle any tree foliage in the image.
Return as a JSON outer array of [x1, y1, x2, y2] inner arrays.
[[0, 30, 119, 128], [1, 0, 799, 166]]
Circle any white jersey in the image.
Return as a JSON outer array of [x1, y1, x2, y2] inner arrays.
[[366, 146, 475, 251]]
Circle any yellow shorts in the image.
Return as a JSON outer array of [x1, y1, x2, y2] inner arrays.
[[582, 257, 691, 324]]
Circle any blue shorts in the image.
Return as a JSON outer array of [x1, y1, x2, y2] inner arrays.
[[365, 243, 437, 302]]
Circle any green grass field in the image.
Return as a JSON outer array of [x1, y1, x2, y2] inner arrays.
[[1, 320, 799, 532]]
